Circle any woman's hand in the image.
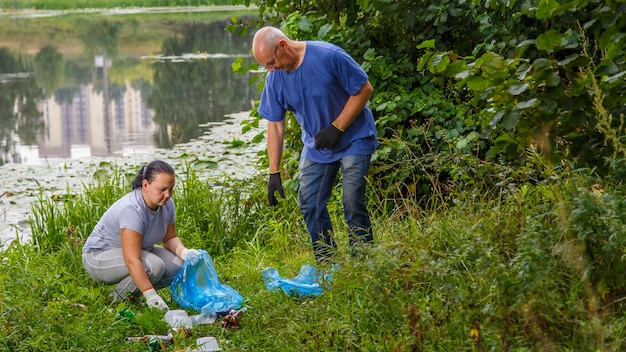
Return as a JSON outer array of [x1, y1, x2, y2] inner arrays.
[[142, 288, 169, 310], [180, 248, 201, 260]]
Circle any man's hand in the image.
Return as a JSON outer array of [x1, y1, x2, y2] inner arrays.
[[268, 172, 285, 206], [314, 124, 343, 150], [143, 288, 169, 311]]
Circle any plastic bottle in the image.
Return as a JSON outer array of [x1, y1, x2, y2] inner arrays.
[[189, 308, 217, 325], [115, 308, 135, 321], [148, 335, 172, 351]]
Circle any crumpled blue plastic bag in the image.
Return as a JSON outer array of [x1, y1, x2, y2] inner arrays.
[[262, 264, 324, 297], [170, 249, 242, 314]]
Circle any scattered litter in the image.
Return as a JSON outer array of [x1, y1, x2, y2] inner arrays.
[[164, 309, 193, 329], [221, 309, 243, 329], [192, 336, 221, 351], [126, 334, 172, 351], [262, 264, 324, 297], [168, 328, 193, 339], [190, 307, 218, 325], [115, 308, 135, 322]]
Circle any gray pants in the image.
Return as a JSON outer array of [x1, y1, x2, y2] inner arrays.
[[82, 245, 183, 300]]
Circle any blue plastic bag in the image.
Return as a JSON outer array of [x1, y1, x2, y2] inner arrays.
[[170, 250, 242, 314], [262, 264, 324, 297]]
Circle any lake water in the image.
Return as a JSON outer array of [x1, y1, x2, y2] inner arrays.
[[0, 6, 265, 247]]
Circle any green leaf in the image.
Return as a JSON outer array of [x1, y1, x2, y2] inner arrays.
[[557, 54, 590, 68], [514, 39, 536, 57], [429, 53, 451, 73], [477, 52, 506, 77], [536, 0, 561, 20], [229, 140, 245, 148], [417, 39, 436, 49], [231, 57, 244, 72], [508, 83, 528, 96], [536, 29, 563, 52], [516, 62, 532, 80], [467, 76, 492, 91], [514, 98, 538, 110], [297, 17, 313, 32], [532, 58, 552, 70], [318, 24, 333, 39], [445, 60, 467, 76], [455, 131, 479, 150], [494, 132, 515, 143], [455, 69, 470, 80], [417, 51, 433, 71], [595, 61, 619, 76], [604, 70, 626, 84], [502, 111, 519, 130], [489, 110, 505, 129], [192, 160, 218, 170], [363, 48, 377, 60], [545, 71, 561, 87]]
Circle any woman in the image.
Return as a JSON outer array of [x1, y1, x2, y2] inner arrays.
[[82, 160, 199, 310]]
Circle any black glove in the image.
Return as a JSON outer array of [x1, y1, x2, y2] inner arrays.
[[268, 173, 285, 206], [314, 124, 343, 150]]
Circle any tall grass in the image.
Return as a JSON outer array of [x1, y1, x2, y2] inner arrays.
[[3, 159, 626, 350]]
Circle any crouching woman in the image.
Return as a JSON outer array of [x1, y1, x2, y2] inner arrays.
[[82, 160, 199, 310]]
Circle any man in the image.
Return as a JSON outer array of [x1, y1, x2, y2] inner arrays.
[[252, 26, 378, 263]]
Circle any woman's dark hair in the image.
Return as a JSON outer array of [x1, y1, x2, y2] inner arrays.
[[131, 160, 175, 190]]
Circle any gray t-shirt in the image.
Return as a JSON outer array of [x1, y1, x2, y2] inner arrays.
[[82, 189, 176, 253]]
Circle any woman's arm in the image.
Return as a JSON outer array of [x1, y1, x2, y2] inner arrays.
[[162, 223, 186, 258], [120, 228, 153, 293]]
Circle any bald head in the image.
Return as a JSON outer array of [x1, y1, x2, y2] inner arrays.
[[252, 26, 288, 63]]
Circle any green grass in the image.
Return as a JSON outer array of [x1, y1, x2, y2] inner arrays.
[[3, 160, 626, 351]]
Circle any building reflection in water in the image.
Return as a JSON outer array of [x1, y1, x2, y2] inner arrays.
[[1, 15, 261, 165], [36, 80, 156, 165]]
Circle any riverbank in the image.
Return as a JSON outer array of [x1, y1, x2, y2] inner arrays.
[[0, 111, 265, 248]]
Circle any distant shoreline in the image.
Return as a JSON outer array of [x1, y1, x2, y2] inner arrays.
[[0, 5, 257, 18]]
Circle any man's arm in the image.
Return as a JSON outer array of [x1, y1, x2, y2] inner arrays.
[[331, 80, 374, 131], [267, 120, 286, 173]]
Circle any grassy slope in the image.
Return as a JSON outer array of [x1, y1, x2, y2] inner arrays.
[[2, 161, 626, 351], [2, 2, 626, 351]]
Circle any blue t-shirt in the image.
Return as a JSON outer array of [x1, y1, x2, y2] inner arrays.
[[82, 189, 176, 253], [258, 41, 378, 163]]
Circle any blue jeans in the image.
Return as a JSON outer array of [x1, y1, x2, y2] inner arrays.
[[298, 154, 374, 263]]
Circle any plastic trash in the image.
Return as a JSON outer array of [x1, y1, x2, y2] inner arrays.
[[262, 264, 324, 297], [164, 308, 218, 328], [164, 309, 193, 329], [189, 306, 218, 325], [193, 336, 221, 351], [115, 308, 135, 322], [126, 334, 172, 351], [220, 309, 243, 329], [170, 249, 243, 315]]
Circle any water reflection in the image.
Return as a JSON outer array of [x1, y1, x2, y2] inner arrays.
[[0, 13, 259, 165]]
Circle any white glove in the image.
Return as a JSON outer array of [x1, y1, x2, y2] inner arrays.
[[143, 288, 169, 311], [180, 248, 201, 260]]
